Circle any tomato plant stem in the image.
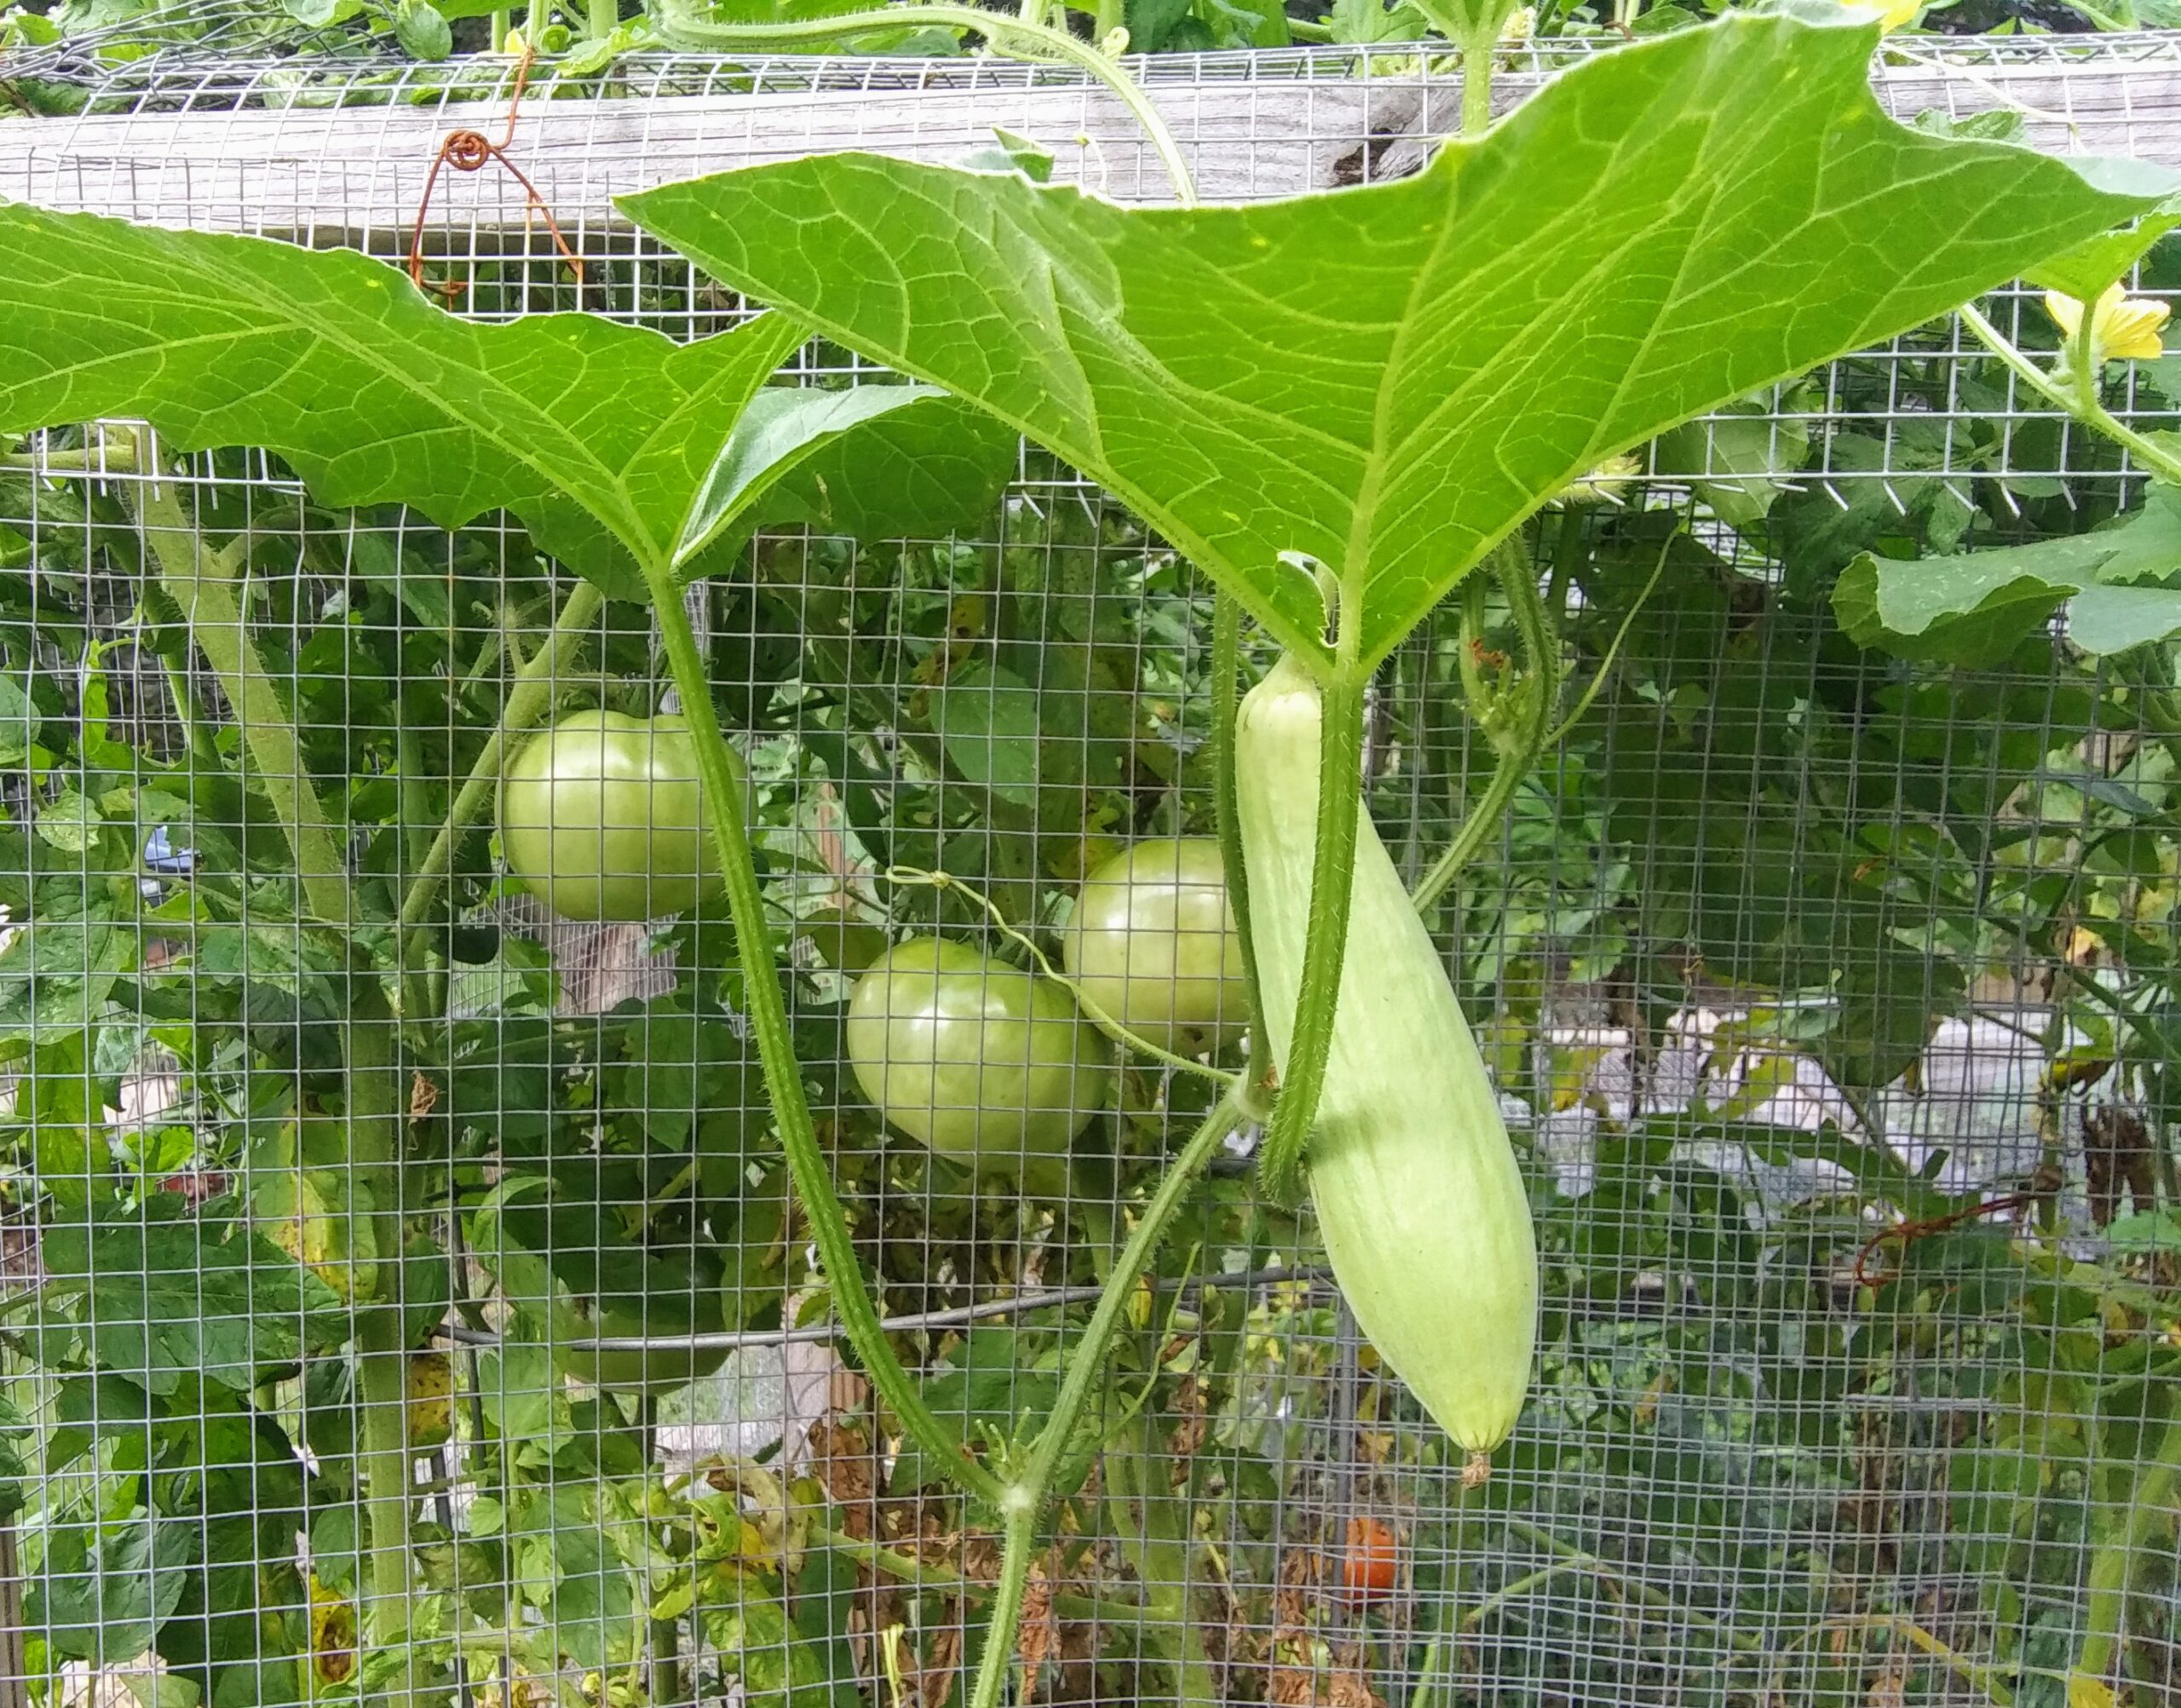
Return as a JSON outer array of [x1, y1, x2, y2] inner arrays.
[[347, 982, 421, 1706], [396, 575, 605, 1019], [638, 562, 1007, 1509], [652, 3, 1198, 206], [964, 1091, 1244, 1708], [134, 464, 417, 1696], [2078, 1408, 2181, 1688], [1253, 656, 1366, 1207]]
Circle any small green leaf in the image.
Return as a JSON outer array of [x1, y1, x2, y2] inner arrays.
[[0, 674, 41, 764], [392, 0, 454, 58], [931, 663, 1041, 808], [35, 787, 97, 854]]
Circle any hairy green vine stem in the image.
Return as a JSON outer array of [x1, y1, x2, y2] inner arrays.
[[394, 576, 605, 1019], [1958, 300, 2181, 488], [636, 562, 1005, 1509], [964, 1091, 1246, 1708], [1252, 653, 1366, 1208], [651, 2, 1198, 207], [1460, 26, 1496, 138]]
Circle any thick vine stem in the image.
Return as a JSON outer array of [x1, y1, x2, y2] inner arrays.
[[1254, 656, 1367, 1208], [1459, 25, 1496, 138], [2077, 1408, 2181, 1689], [395, 576, 606, 1019], [1211, 590, 1271, 1114], [652, 2, 1198, 207], [1958, 300, 2181, 488], [134, 477, 351, 928], [133, 469, 416, 1694], [637, 563, 1005, 1509], [964, 1092, 1245, 1708]]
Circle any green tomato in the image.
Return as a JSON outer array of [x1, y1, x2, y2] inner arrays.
[[498, 710, 734, 923], [556, 1264, 730, 1397], [844, 938, 1112, 1170], [1062, 837, 1249, 1057]]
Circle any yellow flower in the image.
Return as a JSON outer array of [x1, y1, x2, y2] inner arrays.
[[1843, 0, 1920, 30], [2046, 283, 2170, 365]]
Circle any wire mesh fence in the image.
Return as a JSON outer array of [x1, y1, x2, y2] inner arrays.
[[8, 23, 2181, 1708]]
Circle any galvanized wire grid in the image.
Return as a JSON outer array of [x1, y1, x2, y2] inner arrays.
[[5, 26, 2181, 1708]]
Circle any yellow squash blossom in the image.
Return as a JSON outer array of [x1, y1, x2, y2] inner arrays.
[[2046, 283, 2170, 365], [1843, 0, 1920, 31]]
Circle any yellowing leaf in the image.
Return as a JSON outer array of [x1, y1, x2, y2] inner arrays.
[[2068, 1674, 2116, 1708]]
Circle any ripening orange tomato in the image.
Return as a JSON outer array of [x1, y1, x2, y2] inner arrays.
[[1340, 1515, 1399, 1602]]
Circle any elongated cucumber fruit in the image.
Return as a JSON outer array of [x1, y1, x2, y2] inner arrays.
[[1236, 653, 1538, 1464]]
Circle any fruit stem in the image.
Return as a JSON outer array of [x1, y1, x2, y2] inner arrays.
[[396, 575, 606, 1021], [1252, 647, 1367, 1208], [639, 560, 1006, 1508]]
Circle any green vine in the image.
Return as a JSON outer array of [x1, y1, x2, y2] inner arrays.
[[637, 561, 1008, 1508]]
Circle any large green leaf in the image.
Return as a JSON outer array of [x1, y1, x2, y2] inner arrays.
[[1834, 486, 2181, 666], [621, 7, 2168, 671], [0, 205, 800, 589], [0, 211, 1008, 589]]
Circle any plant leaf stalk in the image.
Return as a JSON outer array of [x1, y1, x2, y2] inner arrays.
[[132, 469, 416, 1700], [652, 3, 1198, 208], [636, 561, 1006, 1508], [395, 575, 605, 1021]]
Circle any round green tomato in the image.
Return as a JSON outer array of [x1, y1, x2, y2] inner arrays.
[[844, 938, 1112, 1170], [557, 1282, 729, 1397], [498, 710, 734, 923], [1062, 837, 1248, 1056]]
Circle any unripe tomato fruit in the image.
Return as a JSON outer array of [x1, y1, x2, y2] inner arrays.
[[557, 1286, 730, 1397], [498, 710, 734, 923], [1062, 837, 1249, 1056], [844, 938, 1112, 1170], [554, 1247, 733, 1395]]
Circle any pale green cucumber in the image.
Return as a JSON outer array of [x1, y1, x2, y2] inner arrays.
[[1236, 653, 1537, 1465]]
